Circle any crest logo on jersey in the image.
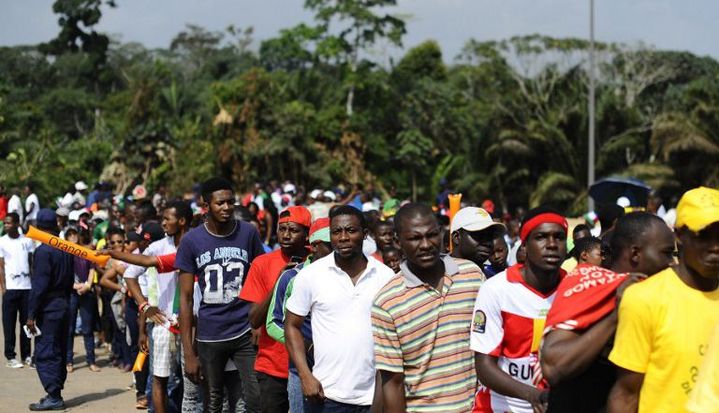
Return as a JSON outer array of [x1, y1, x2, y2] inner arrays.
[[473, 310, 486, 333]]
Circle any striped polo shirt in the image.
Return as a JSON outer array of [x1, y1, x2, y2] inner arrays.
[[372, 255, 485, 413]]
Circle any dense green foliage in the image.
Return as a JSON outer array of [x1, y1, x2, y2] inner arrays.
[[2, 1, 718, 213]]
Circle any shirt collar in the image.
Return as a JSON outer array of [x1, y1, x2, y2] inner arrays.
[[506, 263, 566, 298], [324, 252, 379, 276], [399, 255, 459, 288]]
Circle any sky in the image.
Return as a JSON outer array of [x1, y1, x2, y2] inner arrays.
[[1, 0, 718, 61]]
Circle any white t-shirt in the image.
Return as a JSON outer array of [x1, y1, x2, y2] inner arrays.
[[24, 193, 40, 221], [0, 234, 36, 290], [470, 266, 558, 413], [286, 254, 394, 405], [7, 195, 23, 222], [125, 236, 178, 327]]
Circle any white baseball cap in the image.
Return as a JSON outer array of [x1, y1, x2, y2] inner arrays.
[[450, 207, 506, 235], [75, 181, 88, 191], [309, 189, 323, 199], [323, 190, 336, 201]]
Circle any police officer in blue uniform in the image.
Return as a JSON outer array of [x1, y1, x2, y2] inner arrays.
[[26, 209, 74, 411]]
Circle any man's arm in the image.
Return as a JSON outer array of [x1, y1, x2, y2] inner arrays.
[[99, 262, 123, 293], [379, 371, 406, 413], [28, 249, 51, 325], [0, 257, 5, 294], [607, 368, 643, 413], [179, 271, 201, 383], [286, 311, 324, 402], [540, 314, 616, 386], [266, 273, 292, 343], [96, 249, 158, 268], [475, 353, 547, 412], [248, 296, 273, 329]]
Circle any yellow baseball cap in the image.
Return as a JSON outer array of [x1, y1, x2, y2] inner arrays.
[[676, 186, 719, 232]]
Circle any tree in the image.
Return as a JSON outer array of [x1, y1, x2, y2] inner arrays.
[[304, 0, 406, 116]]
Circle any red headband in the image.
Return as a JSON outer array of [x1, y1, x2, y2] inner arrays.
[[520, 213, 568, 242]]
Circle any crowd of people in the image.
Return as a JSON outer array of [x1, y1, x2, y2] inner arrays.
[[0, 177, 717, 413]]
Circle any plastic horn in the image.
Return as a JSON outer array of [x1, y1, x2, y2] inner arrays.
[[448, 193, 462, 252], [26, 226, 110, 267]]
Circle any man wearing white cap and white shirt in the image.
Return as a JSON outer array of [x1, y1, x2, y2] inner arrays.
[[450, 207, 507, 270], [73, 181, 88, 206], [308, 189, 334, 221]]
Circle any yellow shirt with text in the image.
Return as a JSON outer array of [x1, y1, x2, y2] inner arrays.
[[687, 322, 719, 413], [609, 268, 719, 413]]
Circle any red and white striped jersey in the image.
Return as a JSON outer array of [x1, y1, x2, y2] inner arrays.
[[470, 264, 562, 413]]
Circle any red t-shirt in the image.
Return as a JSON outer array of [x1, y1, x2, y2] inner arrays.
[[239, 248, 305, 378], [0, 196, 7, 220], [545, 263, 627, 333]]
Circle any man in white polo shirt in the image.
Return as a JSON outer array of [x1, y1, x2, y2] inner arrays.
[[285, 205, 395, 413]]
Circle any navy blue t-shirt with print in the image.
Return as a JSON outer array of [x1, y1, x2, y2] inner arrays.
[[174, 220, 265, 342]]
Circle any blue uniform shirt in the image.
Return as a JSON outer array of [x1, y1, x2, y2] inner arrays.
[[29, 244, 74, 319]]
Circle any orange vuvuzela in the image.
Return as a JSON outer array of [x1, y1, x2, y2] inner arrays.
[[26, 226, 109, 266]]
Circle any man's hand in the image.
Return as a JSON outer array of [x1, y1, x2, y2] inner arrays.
[[76, 282, 92, 296], [1, 285, 6, 295], [95, 249, 116, 257], [139, 331, 149, 353], [184, 352, 203, 384], [612, 273, 646, 320], [526, 388, 549, 413], [26, 319, 37, 335], [300, 373, 325, 403], [251, 328, 260, 346], [144, 306, 167, 325]]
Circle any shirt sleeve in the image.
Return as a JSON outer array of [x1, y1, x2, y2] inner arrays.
[[608, 284, 654, 374], [239, 257, 266, 302], [28, 248, 51, 319], [155, 253, 177, 274], [285, 267, 313, 317], [470, 280, 504, 356], [26, 238, 36, 253], [266, 269, 293, 343], [174, 236, 197, 274], [372, 301, 404, 373]]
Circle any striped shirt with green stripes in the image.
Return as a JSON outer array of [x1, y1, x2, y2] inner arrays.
[[372, 255, 485, 413]]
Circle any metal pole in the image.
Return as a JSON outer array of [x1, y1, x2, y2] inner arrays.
[[588, 0, 596, 212]]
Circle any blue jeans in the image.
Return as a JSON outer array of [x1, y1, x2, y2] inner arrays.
[[287, 369, 303, 413], [66, 292, 96, 365], [304, 399, 371, 413]]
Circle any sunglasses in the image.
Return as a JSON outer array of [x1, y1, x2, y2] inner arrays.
[[108, 240, 129, 245]]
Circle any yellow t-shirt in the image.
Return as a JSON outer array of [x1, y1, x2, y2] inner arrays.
[[609, 267, 719, 413], [687, 323, 719, 413]]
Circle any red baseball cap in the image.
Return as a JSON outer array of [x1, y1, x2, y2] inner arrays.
[[278, 206, 312, 228]]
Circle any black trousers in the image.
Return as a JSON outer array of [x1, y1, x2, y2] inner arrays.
[[257, 371, 289, 413], [125, 299, 149, 397], [2, 289, 31, 360], [197, 332, 260, 413]]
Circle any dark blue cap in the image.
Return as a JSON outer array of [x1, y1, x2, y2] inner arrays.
[[36, 208, 57, 229]]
